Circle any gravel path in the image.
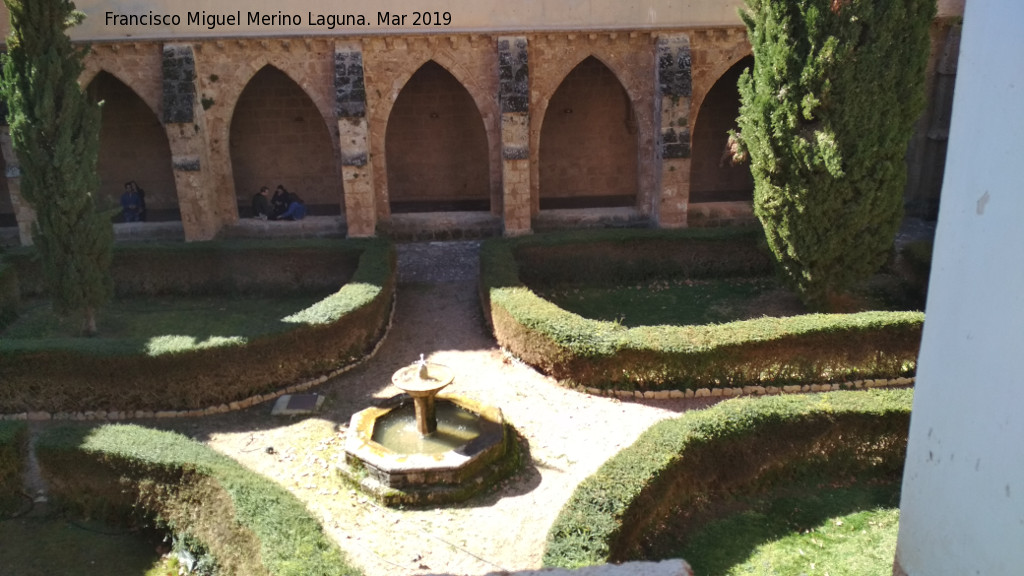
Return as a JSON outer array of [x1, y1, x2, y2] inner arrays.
[[176, 241, 715, 575]]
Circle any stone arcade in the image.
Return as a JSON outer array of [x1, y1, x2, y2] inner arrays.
[[0, 0, 963, 245]]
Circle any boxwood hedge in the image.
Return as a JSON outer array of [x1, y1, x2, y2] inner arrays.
[[37, 423, 362, 576], [480, 229, 923, 391], [0, 261, 17, 329], [543, 389, 913, 569], [0, 239, 395, 413]]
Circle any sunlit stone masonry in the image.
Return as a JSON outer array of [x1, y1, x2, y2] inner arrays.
[[0, 0, 963, 244]]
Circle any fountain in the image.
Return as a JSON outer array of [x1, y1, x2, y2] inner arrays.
[[338, 355, 518, 506], [391, 354, 454, 436]]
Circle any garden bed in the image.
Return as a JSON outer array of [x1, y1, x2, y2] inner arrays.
[[543, 389, 912, 569], [37, 423, 362, 576], [0, 239, 395, 414], [480, 228, 923, 392], [0, 421, 27, 515], [0, 518, 162, 576], [675, 481, 900, 576]]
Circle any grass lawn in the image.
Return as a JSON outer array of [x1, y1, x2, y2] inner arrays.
[[0, 292, 331, 356], [536, 277, 796, 327], [0, 517, 161, 576], [535, 274, 919, 327], [674, 481, 901, 576]]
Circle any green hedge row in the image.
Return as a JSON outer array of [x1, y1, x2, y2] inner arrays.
[[0, 261, 17, 328], [0, 239, 395, 413], [37, 424, 362, 576], [5, 238, 364, 298], [511, 227, 775, 288], [0, 421, 27, 513], [543, 389, 913, 569], [480, 229, 923, 391]]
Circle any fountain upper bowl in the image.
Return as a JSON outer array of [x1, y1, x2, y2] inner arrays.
[[392, 362, 454, 396]]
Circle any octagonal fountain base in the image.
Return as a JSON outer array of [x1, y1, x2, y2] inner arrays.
[[337, 394, 519, 507]]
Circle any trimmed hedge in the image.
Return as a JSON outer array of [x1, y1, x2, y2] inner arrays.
[[480, 229, 923, 391], [37, 424, 362, 576], [0, 261, 17, 329], [5, 238, 365, 298], [0, 421, 27, 513], [543, 389, 913, 569], [0, 239, 395, 413], [511, 227, 775, 288]]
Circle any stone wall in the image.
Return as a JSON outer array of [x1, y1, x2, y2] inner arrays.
[[684, 24, 752, 227], [538, 56, 639, 209], [87, 71, 179, 219], [0, 17, 959, 242], [689, 55, 754, 203], [229, 66, 343, 215], [384, 61, 491, 211], [190, 37, 340, 237], [654, 34, 692, 228], [362, 33, 501, 226], [498, 36, 531, 235], [528, 32, 657, 218]]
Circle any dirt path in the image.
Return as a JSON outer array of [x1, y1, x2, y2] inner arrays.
[[155, 241, 716, 575]]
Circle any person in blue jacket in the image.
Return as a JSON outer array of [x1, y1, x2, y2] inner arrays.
[[273, 185, 306, 220], [120, 181, 143, 222]]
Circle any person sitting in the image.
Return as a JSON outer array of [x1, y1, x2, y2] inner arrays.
[[252, 186, 275, 220], [274, 185, 307, 221], [271, 185, 289, 218], [130, 181, 148, 222], [120, 181, 143, 222]]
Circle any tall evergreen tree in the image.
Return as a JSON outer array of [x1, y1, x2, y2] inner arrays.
[[735, 0, 935, 308], [1, 0, 112, 334]]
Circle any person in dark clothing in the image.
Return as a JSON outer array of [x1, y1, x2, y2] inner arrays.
[[120, 181, 143, 222], [271, 185, 289, 218], [131, 181, 147, 222], [273, 185, 307, 220], [252, 186, 275, 220]]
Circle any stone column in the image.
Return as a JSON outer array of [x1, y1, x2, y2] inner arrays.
[[162, 44, 220, 241], [0, 128, 35, 246], [654, 35, 693, 228], [335, 44, 375, 237], [498, 37, 531, 236]]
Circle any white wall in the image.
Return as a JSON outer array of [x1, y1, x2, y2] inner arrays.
[[895, 1, 1024, 574]]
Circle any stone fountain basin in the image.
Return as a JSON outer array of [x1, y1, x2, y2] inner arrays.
[[339, 394, 514, 506]]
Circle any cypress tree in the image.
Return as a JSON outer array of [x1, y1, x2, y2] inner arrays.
[[735, 0, 936, 308], [1, 0, 112, 335]]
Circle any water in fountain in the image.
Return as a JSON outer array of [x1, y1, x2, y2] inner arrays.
[[371, 400, 484, 454], [341, 355, 514, 505]]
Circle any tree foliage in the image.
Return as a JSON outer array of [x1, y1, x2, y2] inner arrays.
[[736, 0, 936, 307], [1, 0, 112, 334]]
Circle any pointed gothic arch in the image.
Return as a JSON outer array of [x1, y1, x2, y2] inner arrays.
[[229, 65, 343, 216], [690, 55, 755, 203], [384, 60, 490, 213], [86, 71, 177, 221], [538, 56, 639, 210]]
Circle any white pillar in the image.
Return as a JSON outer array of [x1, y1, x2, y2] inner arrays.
[[894, 2, 1024, 575]]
